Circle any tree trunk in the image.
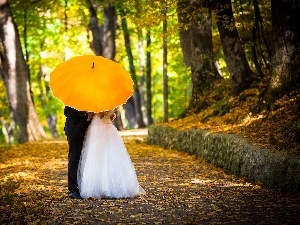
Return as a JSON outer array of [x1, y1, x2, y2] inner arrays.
[[0, 0, 47, 143], [184, 1, 222, 114], [113, 108, 124, 131], [1, 114, 15, 145], [102, 3, 116, 60], [251, 0, 270, 78], [122, 97, 138, 129], [137, 30, 148, 125], [38, 67, 58, 138], [258, 0, 300, 110], [119, 8, 145, 128], [146, 30, 154, 125], [162, 2, 168, 122], [177, 0, 192, 67], [214, 0, 257, 95], [86, 0, 103, 56]]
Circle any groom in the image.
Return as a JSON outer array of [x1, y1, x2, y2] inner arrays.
[[64, 106, 92, 199]]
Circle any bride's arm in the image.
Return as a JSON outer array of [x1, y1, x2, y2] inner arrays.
[[103, 110, 116, 121]]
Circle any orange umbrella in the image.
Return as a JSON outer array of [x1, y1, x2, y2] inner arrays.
[[49, 55, 133, 112]]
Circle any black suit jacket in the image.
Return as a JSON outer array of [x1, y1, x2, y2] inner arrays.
[[64, 106, 91, 138]]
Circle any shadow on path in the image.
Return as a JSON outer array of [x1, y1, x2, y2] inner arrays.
[[0, 132, 299, 224]]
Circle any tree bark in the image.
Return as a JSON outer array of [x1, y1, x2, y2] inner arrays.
[[137, 30, 148, 125], [113, 108, 124, 131], [183, 1, 222, 114], [38, 67, 58, 138], [102, 3, 116, 60], [119, 8, 145, 128], [0, 0, 47, 142], [251, 0, 270, 78], [214, 0, 257, 95], [162, 2, 168, 122], [177, 0, 192, 67], [146, 30, 154, 125], [122, 97, 138, 129], [258, 0, 300, 110], [1, 115, 15, 144], [86, 0, 103, 56]]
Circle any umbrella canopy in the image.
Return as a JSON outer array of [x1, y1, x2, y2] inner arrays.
[[49, 55, 133, 112]]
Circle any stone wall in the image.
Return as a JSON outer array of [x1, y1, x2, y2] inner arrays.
[[146, 125, 300, 194]]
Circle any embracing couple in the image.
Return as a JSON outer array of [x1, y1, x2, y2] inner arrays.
[[64, 106, 145, 199]]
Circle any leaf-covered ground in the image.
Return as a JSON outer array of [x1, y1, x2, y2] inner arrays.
[[166, 86, 300, 156], [1, 136, 299, 224]]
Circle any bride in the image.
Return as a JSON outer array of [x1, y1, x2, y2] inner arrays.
[[77, 110, 145, 199]]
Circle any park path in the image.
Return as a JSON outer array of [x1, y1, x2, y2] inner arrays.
[[1, 131, 300, 224]]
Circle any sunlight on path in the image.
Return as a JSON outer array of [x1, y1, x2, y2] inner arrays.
[[0, 136, 299, 224], [119, 128, 148, 136]]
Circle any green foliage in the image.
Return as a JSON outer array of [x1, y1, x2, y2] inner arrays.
[[0, 81, 10, 144], [2, 0, 274, 139], [0, 80, 8, 117], [7, 0, 192, 131], [6, 0, 93, 138], [114, 0, 191, 122]]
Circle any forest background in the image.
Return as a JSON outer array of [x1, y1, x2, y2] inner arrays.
[[0, 0, 299, 155]]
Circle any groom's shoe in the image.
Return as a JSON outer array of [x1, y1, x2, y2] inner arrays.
[[69, 191, 83, 199]]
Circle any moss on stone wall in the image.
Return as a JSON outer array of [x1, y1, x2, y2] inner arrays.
[[147, 125, 300, 194]]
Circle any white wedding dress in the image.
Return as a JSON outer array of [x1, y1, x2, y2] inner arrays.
[[78, 111, 145, 199]]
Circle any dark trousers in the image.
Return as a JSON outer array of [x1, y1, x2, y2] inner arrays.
[[67, 136, 85, 193]]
